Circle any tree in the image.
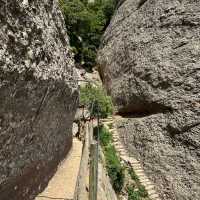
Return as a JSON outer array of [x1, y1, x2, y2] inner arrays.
[[59, 0, 117, 70]]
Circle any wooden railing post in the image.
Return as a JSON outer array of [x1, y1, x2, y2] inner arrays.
[[89, 142, 98, 200]]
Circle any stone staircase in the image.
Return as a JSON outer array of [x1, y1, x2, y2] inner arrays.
[[101, 117, 161, 200]]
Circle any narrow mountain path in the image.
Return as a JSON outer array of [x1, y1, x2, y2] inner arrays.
[[101, 116, 161, 200], [35, 138, 82, 200]]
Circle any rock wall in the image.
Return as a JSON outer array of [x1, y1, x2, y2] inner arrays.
[[0, 0, 78, 199], [98, 0, 200, 199]]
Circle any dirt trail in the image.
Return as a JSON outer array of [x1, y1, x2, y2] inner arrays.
[[35, 138, 82, 200]]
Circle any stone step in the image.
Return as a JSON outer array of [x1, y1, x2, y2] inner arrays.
[[101, 117, 113, 121], [114, 140, 120, 144], [113, 141, 121, 145], [103, 118, 161, 200], [101, 119, 112, 122], [136, 173, 147, 178], [131, 166, 142, 170], [107, 116, 113, 119], [103, 122, 112, 125], [148, 189, 157, 196], [117, 150, 126, 155], [130, 163, 141, 168], [116, 147, 124, 151], [139, 177, 150, 183], [115, 143, 122, 147], [151, 195, 160, 199], [103, 117, 161, 200], [145, 184, 155, 191], [112, 134, 118, 137], [134, 169, 144, 173], [119, 152, 126, 156], [114, 145, 124, 149], [121, 155, 131, 161], [129, 158, 140, 163], [102, 120, 113, 123], [114, 144, 123, 148], [150, 194, 161, 200], [117, 149, 126, 154], [102, 119, 111, 121], [109, 129, 116, 133], [141, 180, 153, 186], [135, 171, 146, 179]]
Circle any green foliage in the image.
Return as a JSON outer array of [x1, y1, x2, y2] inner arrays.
[[127, 185, 149, 200], [127, 174, 148, 200], [80, 84, 113, 118], [128, 168, 139, 182], [98, 125, 124, 193], [138, 185, 148, 198], [105, 145, 125, 193], [59, 0, 117, 70], [82, 47, 96, 68], [99, 126, 112, 147]]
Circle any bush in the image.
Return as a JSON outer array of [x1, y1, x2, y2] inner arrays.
[[80, 84, 113, 118], [127, 173, 149, 199], [105, 145, 125, 193], [99, 126, 112, 147], [127, 186, 140, 200], [128, 168, 139, 182], [127, 185, 148, 200], [82, 47, 97, 69], [97, 125, 124, 193]]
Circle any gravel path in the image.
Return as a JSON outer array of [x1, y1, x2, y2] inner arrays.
[[35, 138, 82, 200]]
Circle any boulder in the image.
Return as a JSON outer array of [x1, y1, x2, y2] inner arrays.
[[0, 0, 78, 199], [98, 0, 200, 199]]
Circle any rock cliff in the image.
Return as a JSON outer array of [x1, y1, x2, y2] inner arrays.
[[98, 0, 200, 199], [0, 0, 78, 199]]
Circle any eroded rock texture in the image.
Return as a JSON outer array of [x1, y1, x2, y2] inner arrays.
[[98, 0, 200, 199], [0, 0, 78, 199]]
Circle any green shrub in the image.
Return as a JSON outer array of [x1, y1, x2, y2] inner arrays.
[[80, 84, 113, 118], [105, 145, 124, 193], [127, 174, 149, 199], [128, 168, 139, 182], [127, 184, 148, 200], [82, 47, 97, 69], [99, 126, 112, 147], [59, 0, 117, 70], [138, 185, 148, 198]]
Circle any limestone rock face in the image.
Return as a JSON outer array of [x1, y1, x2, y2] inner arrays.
[[98, 0, 200, 199], [0, 0, 78, 199]]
